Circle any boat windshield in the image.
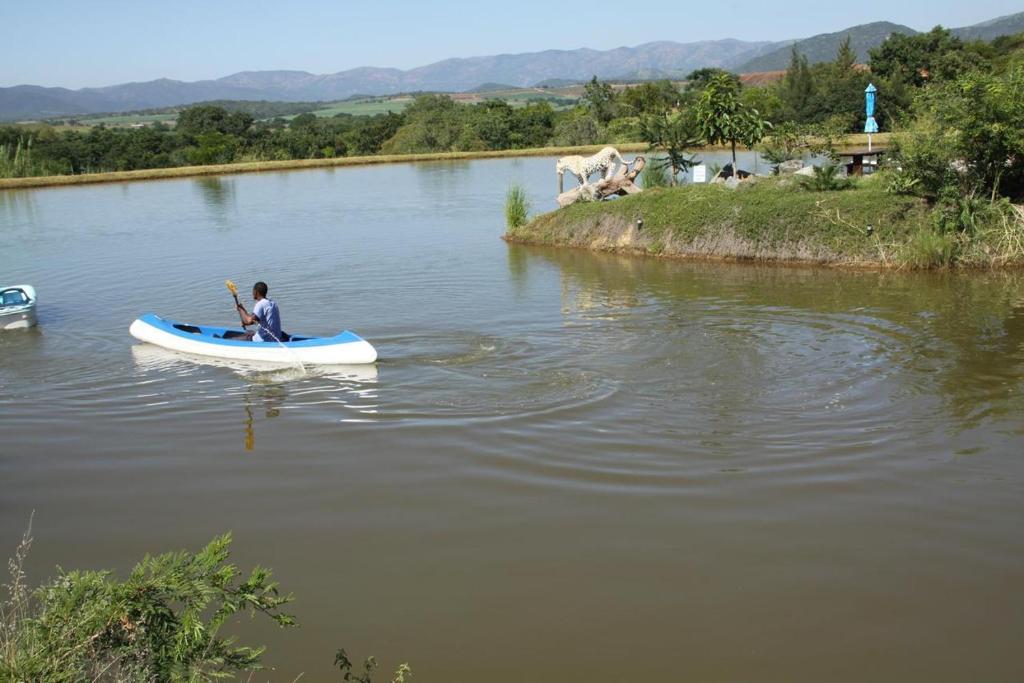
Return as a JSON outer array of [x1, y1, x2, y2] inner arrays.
[[1, 289, 28, 306]]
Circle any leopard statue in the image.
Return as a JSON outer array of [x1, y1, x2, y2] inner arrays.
[[556, 146, 626, 192]]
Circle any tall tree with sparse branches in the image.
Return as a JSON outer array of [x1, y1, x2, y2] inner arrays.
[[695, 74, 771, 169]]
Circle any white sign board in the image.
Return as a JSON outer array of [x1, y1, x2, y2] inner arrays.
[[693, 165, 707, 183]]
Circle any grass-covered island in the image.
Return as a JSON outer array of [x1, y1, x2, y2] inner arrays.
[[505, 173, 1024, 269], [507, 49, 1023, 270]]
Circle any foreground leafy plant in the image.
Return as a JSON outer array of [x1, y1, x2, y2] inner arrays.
[[1, 530, 294, 681]]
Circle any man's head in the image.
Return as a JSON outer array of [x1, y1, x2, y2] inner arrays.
[[252, 281, 268, 300]]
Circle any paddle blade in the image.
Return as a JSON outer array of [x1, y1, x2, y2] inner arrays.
[[225, 280, 238, 296]]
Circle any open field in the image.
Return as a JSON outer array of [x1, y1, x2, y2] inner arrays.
[[450, 87, 581, 108], [307, 97, 414, 117], [85, 112, 178, 126]]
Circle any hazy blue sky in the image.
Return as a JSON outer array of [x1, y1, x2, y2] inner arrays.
[[2, 0, 1021, 88]]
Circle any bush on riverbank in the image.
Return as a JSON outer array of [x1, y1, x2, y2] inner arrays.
[[504, 175, 1024, 268], [0, 529, 294, 681], [0, 527, 409, 682]]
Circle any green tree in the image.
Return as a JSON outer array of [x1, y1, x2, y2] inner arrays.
[[176, 105, 252, 138], [869, 26, 968, 87], [552, 108, 601, 146], [686, 68, 740, 93], [470, 99, 514, 150], [381, 95, 463, 153], [695, 73, 771, 168], [619, 80, 680, 117], [814, 38, 873, 131], [185, 131, 240, 165], [343, 112, 405, 155], [740, 85, 782, 124], [779, 47, 815, 122], [909, 66, 1024, 199], [223, 110, 254, 137], [583, 76, 618, 125], [509, 102, 555, 148], [835, 36, 857, 71], [290, 112, 318, 129]]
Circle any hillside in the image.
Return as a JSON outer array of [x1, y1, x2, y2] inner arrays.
[[737, 11, 1024, 72], [951, 11, 1024, 41], [736, 22, 917, 72]]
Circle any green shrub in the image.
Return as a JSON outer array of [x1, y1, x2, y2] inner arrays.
[[551, 110, 601, 146], [603, 116, 642, 143], [887, 115, 961, 198], [640, 161, 672, 188], [760, 143, 798, 174], [505, 184, 530, 229], [931, 187, 999, 237], [2, 527, 412, 682], [759, 121, 806, 174], [1, 531, 294, 682], [913, 67, 1024, 200], [901, 226, 960, 268], [799, 162, 853, 191], [883, 168, 921, 195]]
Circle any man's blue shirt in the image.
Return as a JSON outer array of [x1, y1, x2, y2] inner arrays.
[[252, 298, 282, 342]]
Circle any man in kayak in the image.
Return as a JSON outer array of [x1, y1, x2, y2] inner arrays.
[[236, 281, 285, 342]]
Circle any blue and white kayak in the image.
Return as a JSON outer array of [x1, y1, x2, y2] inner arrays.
[[129, 313, 377, 365], [0, 285, 37, 330]]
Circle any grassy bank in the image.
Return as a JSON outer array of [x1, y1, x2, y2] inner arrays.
[[505, 174, 1024, 269]]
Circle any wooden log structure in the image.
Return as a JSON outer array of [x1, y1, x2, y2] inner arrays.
[[557, 156, 646, 208]]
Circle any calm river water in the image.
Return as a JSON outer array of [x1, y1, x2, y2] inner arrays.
[[2, 155, 1024, 681]]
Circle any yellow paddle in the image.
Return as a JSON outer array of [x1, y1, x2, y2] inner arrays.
[[225, 280, 249, 327]]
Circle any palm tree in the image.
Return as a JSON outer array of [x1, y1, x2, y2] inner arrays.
[[640, 109, 701, 186]]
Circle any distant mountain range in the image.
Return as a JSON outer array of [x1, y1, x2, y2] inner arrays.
[[2, 11, 1022, 122]]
